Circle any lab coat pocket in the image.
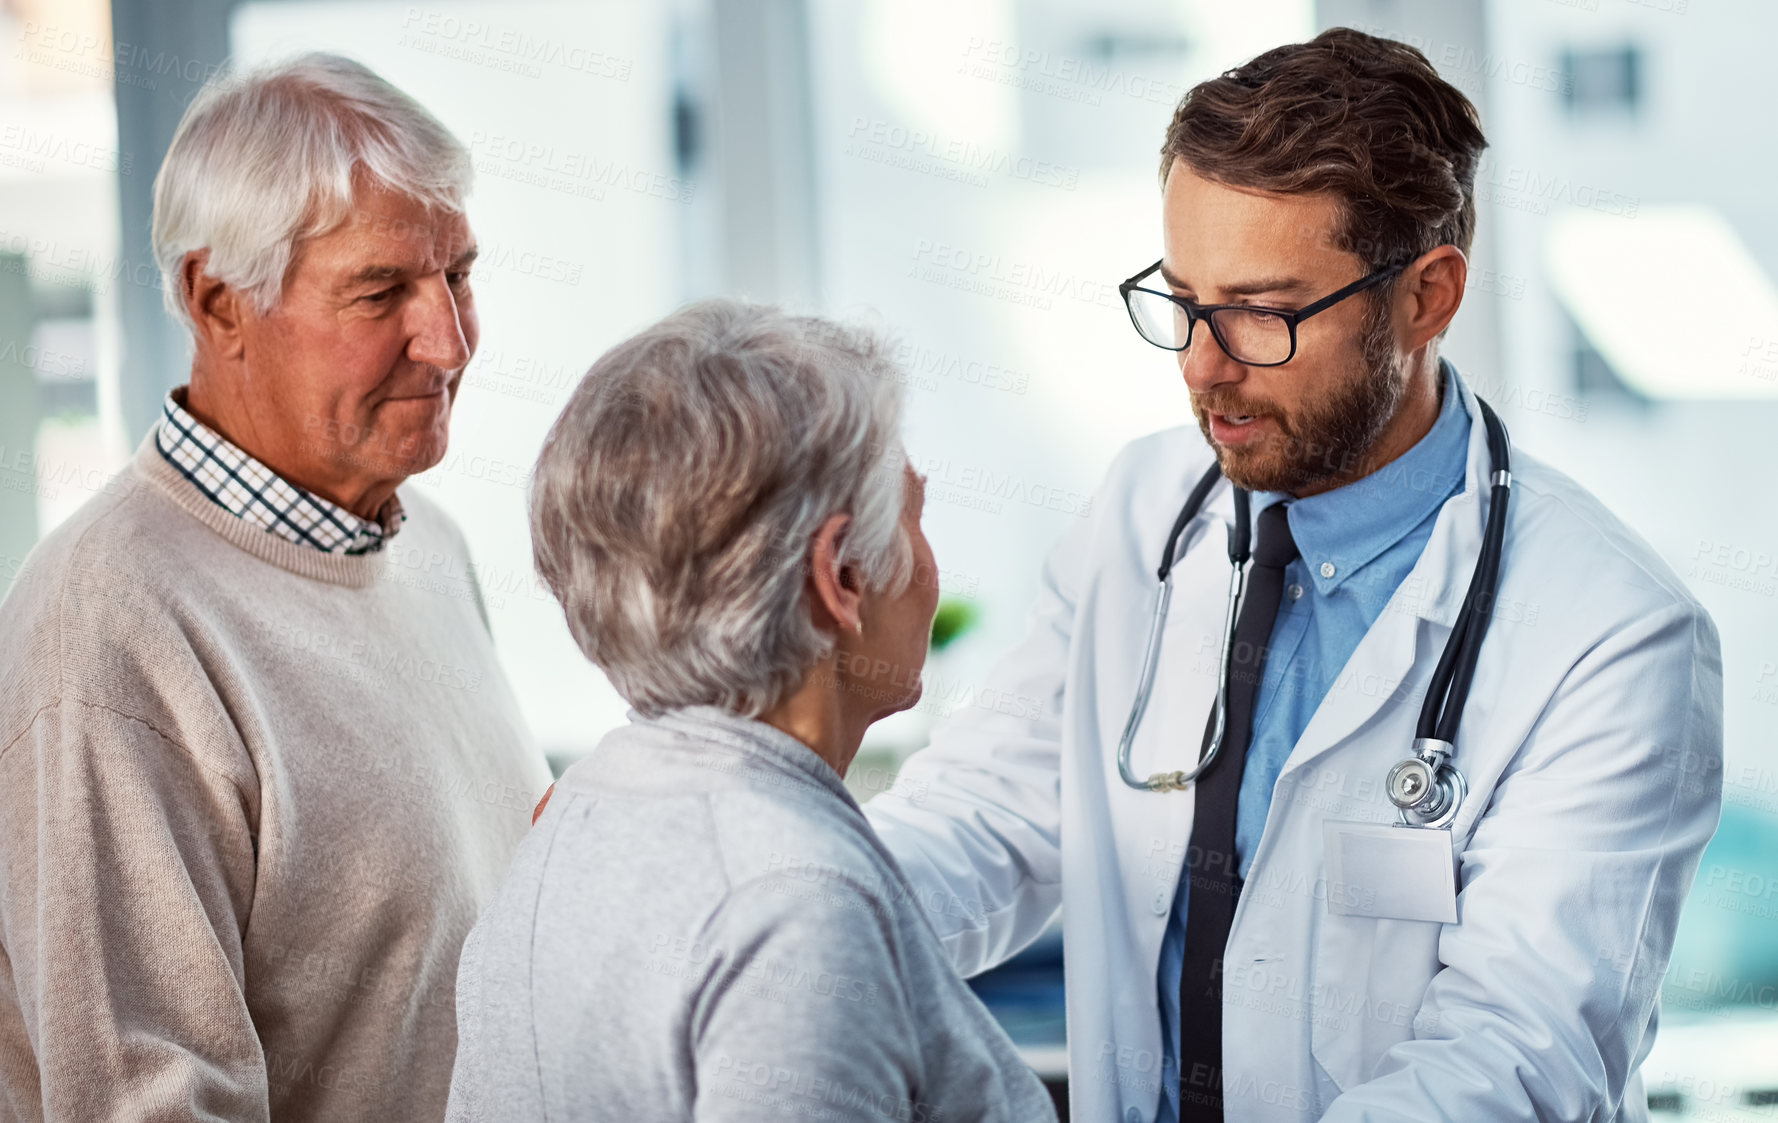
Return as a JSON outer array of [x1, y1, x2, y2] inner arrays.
[[1309, 912, 1442, 1092]]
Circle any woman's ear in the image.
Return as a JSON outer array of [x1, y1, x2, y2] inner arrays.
[[808, 513, 864, 636]]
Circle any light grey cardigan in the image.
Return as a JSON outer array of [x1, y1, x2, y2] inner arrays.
[[444, 705, 1057, 1122]]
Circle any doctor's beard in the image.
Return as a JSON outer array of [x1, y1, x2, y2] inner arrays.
[[1191, 294, 1407, 495]]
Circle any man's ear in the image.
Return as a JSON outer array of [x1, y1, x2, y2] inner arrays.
[[1399, 244, 1468, 353], [807, 512, 864, 637], [183, 249, 247, 360]]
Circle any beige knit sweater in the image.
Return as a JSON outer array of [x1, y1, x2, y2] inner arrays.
[[0, 433, 553, 1122]]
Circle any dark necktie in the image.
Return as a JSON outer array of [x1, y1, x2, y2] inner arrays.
[[1176, 500, 1299, 1121]]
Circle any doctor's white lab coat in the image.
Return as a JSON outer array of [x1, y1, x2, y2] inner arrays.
[[864, 371, 1723, 1123]]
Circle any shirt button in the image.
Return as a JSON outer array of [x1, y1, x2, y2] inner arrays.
[[1152, 888, 1170, 915], [1288, 583, 1304, 600], [1126, 1108, 1144, 1123], [1320, 561, 1336, 578]]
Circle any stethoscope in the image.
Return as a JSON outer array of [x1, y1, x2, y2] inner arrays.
[[1115, 397, 1512, 830]]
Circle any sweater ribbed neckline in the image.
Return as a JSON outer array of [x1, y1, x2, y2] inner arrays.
[[130, 431, 391, 589]]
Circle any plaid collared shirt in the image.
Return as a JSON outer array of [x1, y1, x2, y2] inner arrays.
[[155, 390, 404, 555]]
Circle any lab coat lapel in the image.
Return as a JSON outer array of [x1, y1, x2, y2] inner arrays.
[[1276, 367, 1494, 780]]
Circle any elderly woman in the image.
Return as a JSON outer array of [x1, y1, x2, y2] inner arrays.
[[445, 300, 1055, 1122]]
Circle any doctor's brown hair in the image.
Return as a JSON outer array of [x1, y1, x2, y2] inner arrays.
[[1161, 27, 1488, 273]]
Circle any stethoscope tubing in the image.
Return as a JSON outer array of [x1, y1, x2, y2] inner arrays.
[[1116, 562, 1246, 792], [1115, 395, 1511, 826]]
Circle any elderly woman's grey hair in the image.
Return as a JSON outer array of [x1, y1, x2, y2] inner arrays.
[[151, 51, 472, 335], [531, 300, 916, 718]]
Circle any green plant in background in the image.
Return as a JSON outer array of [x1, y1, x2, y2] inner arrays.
[[929, 597, 981, 653]]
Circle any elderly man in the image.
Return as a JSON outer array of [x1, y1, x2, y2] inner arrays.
[[0, 54, 550, 1122]]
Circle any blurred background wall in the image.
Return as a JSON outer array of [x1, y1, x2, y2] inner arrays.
[[1, 0, 1773, 1114]]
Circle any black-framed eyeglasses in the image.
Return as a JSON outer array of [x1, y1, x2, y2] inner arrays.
[[1118, 259, 1408, 366]]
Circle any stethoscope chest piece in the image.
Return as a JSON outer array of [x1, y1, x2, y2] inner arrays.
[[1114, 392, 1512, 838], [1386, 737, 1468, 829]]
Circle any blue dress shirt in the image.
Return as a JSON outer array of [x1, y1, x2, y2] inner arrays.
[[1153, 371, 1472, 1122]]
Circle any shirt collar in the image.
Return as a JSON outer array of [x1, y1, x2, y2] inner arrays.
[[154, 388, 404, 555], [1253, 360, 1472, 596]]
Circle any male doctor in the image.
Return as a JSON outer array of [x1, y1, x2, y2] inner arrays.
[[864, 28, 1722, 1123]]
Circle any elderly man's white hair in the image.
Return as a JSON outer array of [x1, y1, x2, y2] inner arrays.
[[531, 300, 916, 719], [151, 52, 471, 334]]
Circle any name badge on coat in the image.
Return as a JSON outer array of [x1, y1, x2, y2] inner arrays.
[[1322, 820, 1458, 924]]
